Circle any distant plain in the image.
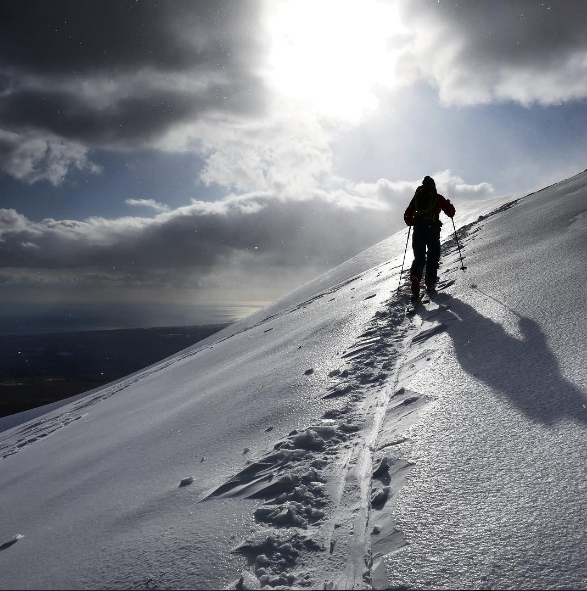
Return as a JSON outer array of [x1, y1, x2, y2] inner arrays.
[[0, 323, 227, 418]]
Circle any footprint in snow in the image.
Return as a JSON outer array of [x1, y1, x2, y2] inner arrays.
[[179, 476, 194, 488], [0, 535, 24, 551], [322, 384, 353, 399], [371, 486, 390, 508], [373, 457, 391, 478], [322, 408, 347, 419]]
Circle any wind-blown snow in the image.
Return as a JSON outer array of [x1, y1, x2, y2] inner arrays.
[[1, 173, 586, 590]]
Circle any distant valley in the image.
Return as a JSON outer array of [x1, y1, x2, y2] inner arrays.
[[0, 324, 228, 418]]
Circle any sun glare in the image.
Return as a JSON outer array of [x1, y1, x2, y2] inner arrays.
[[264, 0, 406, 122]]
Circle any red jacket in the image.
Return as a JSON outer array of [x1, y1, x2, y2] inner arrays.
[[404, 188, 455, 226]]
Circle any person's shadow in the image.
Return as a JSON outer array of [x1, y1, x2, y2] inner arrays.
[[426, 293, 587, 426]]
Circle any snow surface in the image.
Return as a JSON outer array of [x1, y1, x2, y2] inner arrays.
[[1, 173, 587, 590]]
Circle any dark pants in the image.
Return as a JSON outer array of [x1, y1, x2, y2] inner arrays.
[[410, 223, 441, 285]]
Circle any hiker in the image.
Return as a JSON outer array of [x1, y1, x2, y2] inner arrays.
[[404, 176, 455, 298]]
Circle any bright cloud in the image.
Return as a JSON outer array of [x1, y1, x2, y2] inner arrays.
[[192, 111, 334, 198], [396, 0, 587, 106], [0, 129, 100, 186], [126, 199, 170, 213]]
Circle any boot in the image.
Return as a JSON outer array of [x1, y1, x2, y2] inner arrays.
[[425, 275, 437, 293]]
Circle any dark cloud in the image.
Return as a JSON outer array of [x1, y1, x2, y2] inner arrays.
[[0, 169, 489, 290], [0, 0, 267, 181], [0, 81, 258, 147], [0, 200, 397, 295], [398, 0, 587, 105], [424, 1, 587, 66], [0, 1, 262, 75], [0, 198, 390, 273], [3, 0, 583, 187]]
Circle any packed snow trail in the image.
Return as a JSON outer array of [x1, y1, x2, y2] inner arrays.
[[204, 267, 418, 589]]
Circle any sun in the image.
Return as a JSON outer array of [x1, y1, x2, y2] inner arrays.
[[263, 0, 407, 123]]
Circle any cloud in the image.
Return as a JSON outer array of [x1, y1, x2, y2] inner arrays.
[[195, 110, 334, 197], [427, 170, 495, 201], [0, 1, 267, 182], [0, 2, 263, 76], [0, 0, 562, 312], [0, 208, 29, 231], [0, 170, 492, 291], [126, 199, 170, 213], [3, 0, 583, 194], [338, 170, 494, 209], [396, 0, 587, 106], [0, 129, 100, 185]]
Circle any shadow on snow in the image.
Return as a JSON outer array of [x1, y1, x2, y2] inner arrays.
[[428, 293, 587, 426]]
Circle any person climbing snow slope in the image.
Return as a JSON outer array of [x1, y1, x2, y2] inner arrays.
[[404, 175, 456, 298]]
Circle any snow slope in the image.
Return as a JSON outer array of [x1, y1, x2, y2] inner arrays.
[[379, 173, 587, 590], [1, 172, 586, 590]]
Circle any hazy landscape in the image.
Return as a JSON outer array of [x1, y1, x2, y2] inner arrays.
[[0, 324, 227, 418]]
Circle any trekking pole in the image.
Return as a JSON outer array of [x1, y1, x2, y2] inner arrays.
[[451, 218, 467, 271], [397, 226, 411, 292]]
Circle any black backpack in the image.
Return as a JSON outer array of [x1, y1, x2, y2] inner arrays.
[[413, 186, 438, 224]]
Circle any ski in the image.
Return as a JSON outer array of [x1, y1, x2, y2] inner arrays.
[[436, 278, 456, 291], [405, 293, 424, 314], [406, 288, 437, 313], [404, 277, 452, 315]]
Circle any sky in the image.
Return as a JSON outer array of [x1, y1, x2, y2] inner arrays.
[[1, 0, 587, 329]]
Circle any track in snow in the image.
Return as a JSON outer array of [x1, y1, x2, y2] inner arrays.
[[216, 198, 522, 589]]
